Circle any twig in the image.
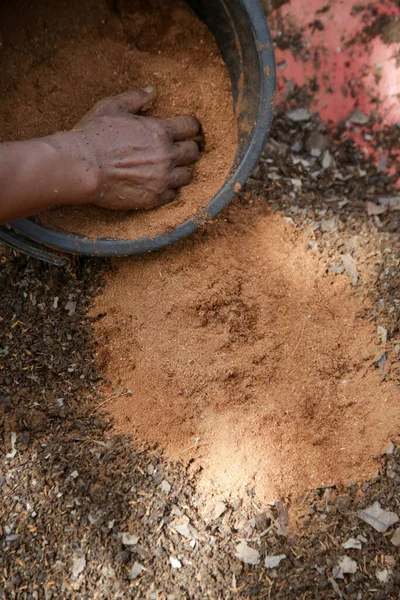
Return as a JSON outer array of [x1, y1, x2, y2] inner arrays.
[[181, 438, 207, 453], [288, 316, 307, 357], [259, 524, 274, 538], [88, 392, 128, 417]]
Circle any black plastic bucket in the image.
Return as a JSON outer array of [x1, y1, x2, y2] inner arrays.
[[3, 0, 275, 260]]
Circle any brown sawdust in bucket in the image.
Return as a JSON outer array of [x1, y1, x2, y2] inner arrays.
[[92, 196, 400, 502], [0, 0, 236, 240]]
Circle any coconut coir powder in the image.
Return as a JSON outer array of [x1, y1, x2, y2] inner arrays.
[[92, 196, 400, 501], [0, 0, 236, 239]]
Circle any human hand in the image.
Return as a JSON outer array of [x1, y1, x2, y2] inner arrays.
[[74, 86, 201, 210]]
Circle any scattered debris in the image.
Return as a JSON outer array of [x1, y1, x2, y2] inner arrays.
[[321, 150, 333, 169], [377, 325, 388, 344], [264, 554, 286, 568], [121, 532, 140, 546], [169, 556, 182, 569], [213, 501, 227, 520], [391, 527, 400, 546], [129, 562, 146, 580], [65, 300, 77, 316], [377, 352, 388, 379], [305, 132, 329, 155], [329, 265, 345, 275], [341, 537, 362, 550], [366, 201, 387, 216], [287, 108, 311, 122], [384, 441, 395, 456], [341, 254, 358, 286], [161, 480, 172, 493], [334, 556, 358, 579], [328, 576, 344, 598], [171, 517, 200, 541], [348, 110, 370, 125], [5, 432, 17, 459], [385, 555, 396, 569], [291, 141, 303, 152], [71, 551, 86, 578], [390, 197, 400, 211], [357, 502, 399, 532], [320, 217, 336, 232], [378, 196, 400, 211], [235, 541, 260, 565], [376, 568, 391, 583], [274, 500, 289, 537]]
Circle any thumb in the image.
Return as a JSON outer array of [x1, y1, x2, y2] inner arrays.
[[116, 86, 157, 114]]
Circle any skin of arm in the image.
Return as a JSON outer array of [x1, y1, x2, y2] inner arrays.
[[0, 134, 98, 223], [0, 86, 200, 223]]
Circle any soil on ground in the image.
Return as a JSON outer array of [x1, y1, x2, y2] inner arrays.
[[0, 0, 236, 239], [93, 199, 399, 502]]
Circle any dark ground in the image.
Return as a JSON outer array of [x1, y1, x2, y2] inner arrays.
[[1, 94, 400, 599]]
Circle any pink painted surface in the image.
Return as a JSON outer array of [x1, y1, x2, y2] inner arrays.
[[270, 0, 400, 124], [268, 0, 400, 180]]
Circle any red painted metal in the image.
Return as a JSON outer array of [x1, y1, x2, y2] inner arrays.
[[268, 0, 400, 180], [271, 0, 400, 124]]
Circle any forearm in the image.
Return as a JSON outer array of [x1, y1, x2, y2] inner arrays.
[[0, 132, 98, 223]]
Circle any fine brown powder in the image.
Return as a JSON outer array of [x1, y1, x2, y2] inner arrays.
[[0, 0, 236, 239], [92, 196, 400, 501]]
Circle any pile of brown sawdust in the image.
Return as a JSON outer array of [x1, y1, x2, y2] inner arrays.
[[92, 196, 400, 502], [0, 0, 236, 239]]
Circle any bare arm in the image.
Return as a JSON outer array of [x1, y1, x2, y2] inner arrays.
[[0, 134, 97, 222], [0, 87, 200, 223]]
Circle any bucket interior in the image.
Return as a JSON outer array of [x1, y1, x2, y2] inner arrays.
[[7, 0, 275, 256], [188, 0, 263, 169]]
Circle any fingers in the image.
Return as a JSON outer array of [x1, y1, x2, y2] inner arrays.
[[162, 116, 200, 141], [73, 87, 157, 129], [169, 167, 193, 189], [173, 140, 200, 166], [158, 189, 177, 206], [115, 86, 157, 114]]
